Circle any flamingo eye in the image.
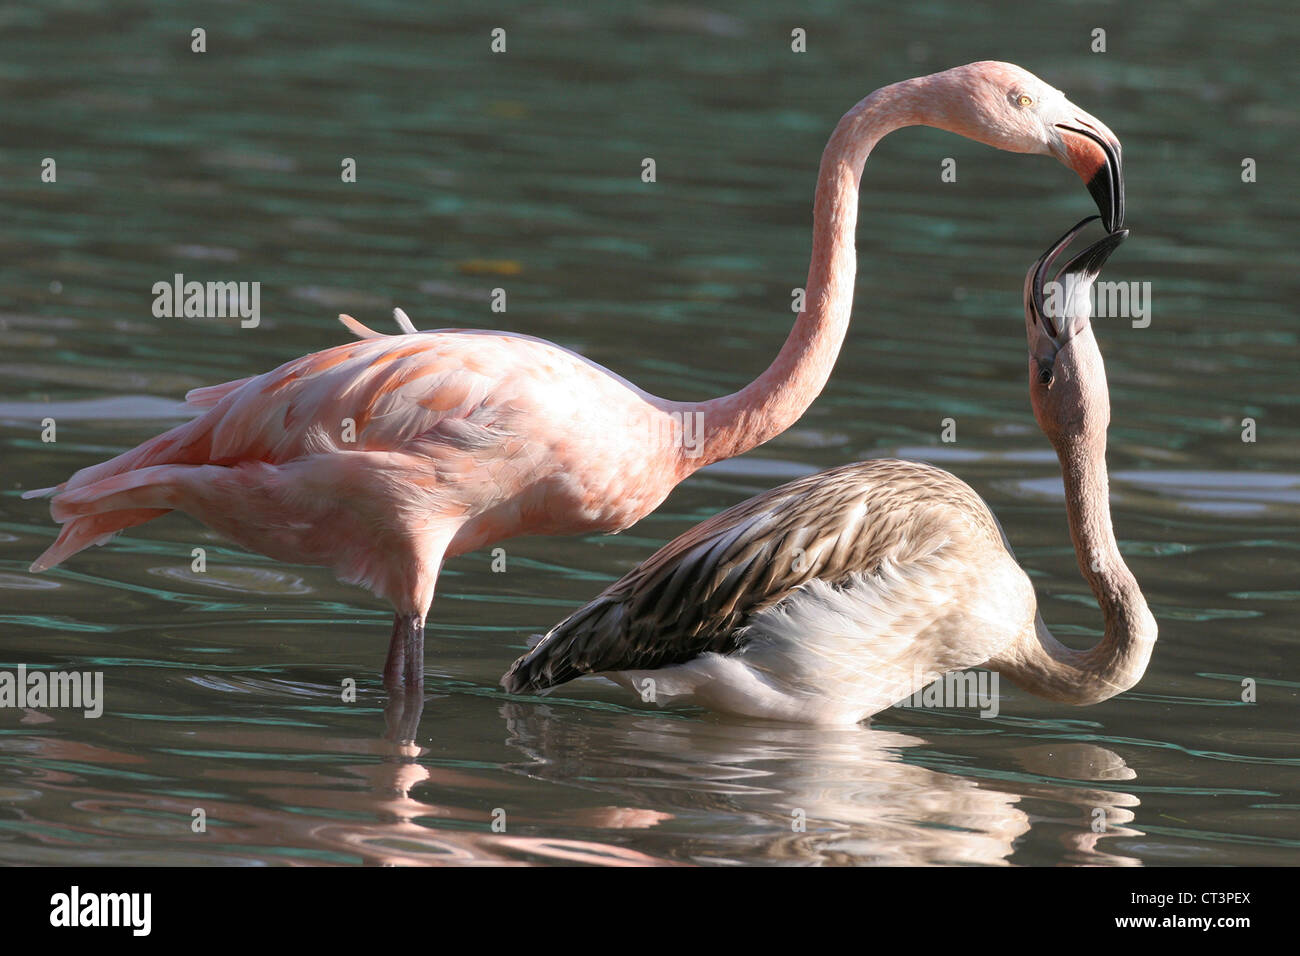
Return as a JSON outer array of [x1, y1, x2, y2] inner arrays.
[[1038, 365, 1054, 386], [1017, 93, 1035, 107]]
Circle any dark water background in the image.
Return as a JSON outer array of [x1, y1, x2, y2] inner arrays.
[[0, 1, 1296, 865]]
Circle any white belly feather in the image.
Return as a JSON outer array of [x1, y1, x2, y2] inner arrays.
[[609, 544, 1031, 724]]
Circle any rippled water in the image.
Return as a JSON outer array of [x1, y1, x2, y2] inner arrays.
[[1, 2, 1297, 865]]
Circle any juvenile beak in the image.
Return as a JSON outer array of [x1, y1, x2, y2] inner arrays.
[[1054, 113, 1124, 231], [1026, 216, 1127, 358]]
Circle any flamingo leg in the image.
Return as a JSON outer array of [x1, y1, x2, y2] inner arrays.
[[383, 613, 425, 688], [379, 532, 450, 690]]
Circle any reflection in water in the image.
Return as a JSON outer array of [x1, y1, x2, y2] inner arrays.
[[1007, 743, 1142, 865], [0, 710, 677, 866], [384, 686, 426, 744], [499, 703, 1142, 865], [0, 688, 1145, 866]]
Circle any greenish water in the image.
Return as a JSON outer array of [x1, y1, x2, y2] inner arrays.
[[1, 1, 1297, 865]]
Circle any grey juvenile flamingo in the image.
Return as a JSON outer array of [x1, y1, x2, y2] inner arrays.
[[503, 218, 1156, 723]]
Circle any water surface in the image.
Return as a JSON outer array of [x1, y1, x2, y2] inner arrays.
[[1, 1, 1297, 865]]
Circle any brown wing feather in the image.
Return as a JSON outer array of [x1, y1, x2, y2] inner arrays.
[[502, 459, 1004, 693]]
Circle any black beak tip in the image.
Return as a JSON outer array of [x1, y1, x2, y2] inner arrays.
[[1087, 169, 1123, 232], [1083, 228, 1127, 275], [1061, 225, 1129, 285]]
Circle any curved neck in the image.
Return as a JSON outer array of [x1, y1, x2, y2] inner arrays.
[[999, 431, 1157, 704], [685, 79, 927, 468]]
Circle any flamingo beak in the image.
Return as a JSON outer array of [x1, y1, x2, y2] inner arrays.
[[1053, 114, 1125, 231], [1026, 216, 1127, 362]]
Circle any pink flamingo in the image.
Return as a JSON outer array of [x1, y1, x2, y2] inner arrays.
[[26, 62, 1123, 688]]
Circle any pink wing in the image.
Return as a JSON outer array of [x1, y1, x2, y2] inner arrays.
[[28, 323, 598, 572]]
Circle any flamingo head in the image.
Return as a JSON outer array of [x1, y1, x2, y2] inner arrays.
[[1023, 216, 1128, 447], [930, 61, 1125, 230]]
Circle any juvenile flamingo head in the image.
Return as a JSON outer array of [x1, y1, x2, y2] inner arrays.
[[1023, 216, 1128, 448], [927, 61, 1125, 230]]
